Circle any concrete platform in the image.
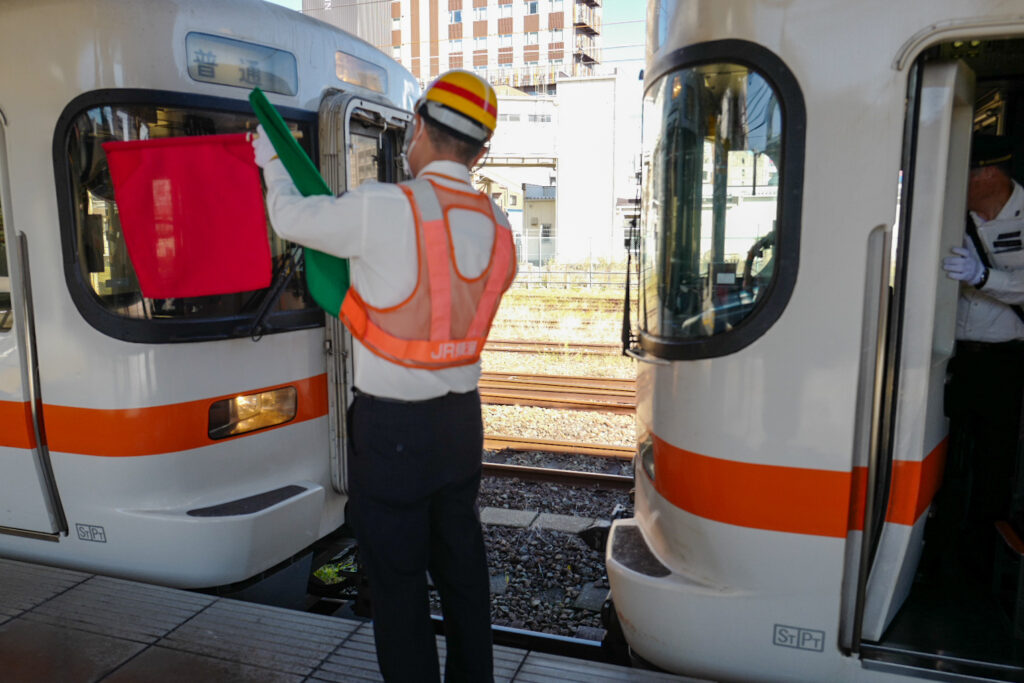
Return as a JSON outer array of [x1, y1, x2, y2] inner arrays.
[[0, 558, 693, 682]]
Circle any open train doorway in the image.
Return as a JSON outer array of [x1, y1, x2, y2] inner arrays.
[[857, 38, 1024, 680]]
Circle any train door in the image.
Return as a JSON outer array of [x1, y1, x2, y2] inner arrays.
[[852, 54, 1024, 679], [317, 92, 411, 493], [0, 110, 67, 539], [852, 59, 971, 644]]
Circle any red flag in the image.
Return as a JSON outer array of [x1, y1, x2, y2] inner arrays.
[[102, 133, 271, 299]]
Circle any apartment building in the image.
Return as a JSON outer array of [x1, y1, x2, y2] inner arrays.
[[389, 0, 602, 93], [301, 0, 390, 54]]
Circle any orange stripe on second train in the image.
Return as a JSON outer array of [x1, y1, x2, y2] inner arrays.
[[652, 434, 947, 538], [44, 374, 328, 457], [884, 437, 947, 526], [0, 400, 37, 449]]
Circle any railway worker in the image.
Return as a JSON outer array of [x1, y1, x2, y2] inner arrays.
[[939, 134, 1024, 574], [253, 70, 514, 682]]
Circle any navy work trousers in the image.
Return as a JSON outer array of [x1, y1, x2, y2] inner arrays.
[[347, 389, 493, 683]]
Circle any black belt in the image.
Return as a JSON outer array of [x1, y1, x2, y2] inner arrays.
[[956, 339, 1024, 354]]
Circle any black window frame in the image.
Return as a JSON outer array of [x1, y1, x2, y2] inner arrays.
[[640, 39, 806, 360], [53, 89, 324, 344]]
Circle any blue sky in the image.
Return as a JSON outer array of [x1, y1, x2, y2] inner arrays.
[[265, 0, 645, 66]]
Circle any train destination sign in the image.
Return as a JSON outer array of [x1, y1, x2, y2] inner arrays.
[[335, 50, 387, 94], [186, 32, 298, 96]]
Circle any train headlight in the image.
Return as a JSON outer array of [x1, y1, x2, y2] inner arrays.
[[208, 387, 297, 439]]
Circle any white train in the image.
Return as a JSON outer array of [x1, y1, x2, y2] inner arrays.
[[610, 0, 1024, 680], [0, 0, 416, 593]]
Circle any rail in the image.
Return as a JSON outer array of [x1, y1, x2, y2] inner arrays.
[[479, 372, 635, 413], [484, 435, 633, 459], [482, 461, 633, 490]]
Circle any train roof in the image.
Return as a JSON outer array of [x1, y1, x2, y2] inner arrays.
[[0, 0, 419, 114]]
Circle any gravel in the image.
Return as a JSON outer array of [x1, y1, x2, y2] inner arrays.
[[468, 467, 634, 638], [427, 492, 633, 638], [441, 293, 640, 638], [483, 405, 636, 448], [483, 525, 611, 637]]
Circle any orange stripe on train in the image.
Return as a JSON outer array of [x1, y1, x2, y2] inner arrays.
[[43, 374, 328, 457], [651, 433, 947, 538], [0, 400, 38, 449]]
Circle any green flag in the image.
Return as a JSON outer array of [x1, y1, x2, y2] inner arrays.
[[249, 87, 349, 315]]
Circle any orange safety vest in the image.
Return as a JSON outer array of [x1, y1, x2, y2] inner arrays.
[[339, 175, 516, 369]]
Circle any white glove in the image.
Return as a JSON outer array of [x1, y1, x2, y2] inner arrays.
[[251, 124, 277, 169], [943, 246, 986, 286]]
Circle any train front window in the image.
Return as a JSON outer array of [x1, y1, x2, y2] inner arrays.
[[638, 51, 803, 359], [349, 133, 379, 187], [62, 100, 322, 342]]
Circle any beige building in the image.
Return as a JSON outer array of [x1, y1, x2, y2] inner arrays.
[[301, 0, 390, 53], [388, 0, 602, 93]]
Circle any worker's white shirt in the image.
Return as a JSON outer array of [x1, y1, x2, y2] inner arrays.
[[957, 180, 1024, 342], [263, 159, 500, 400]]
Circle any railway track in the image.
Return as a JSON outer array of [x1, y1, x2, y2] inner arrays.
[[483, 435, 633, 458], [484, 339, 621, 355], [482, 461, 633, 490], [479, 372, 635, 413]]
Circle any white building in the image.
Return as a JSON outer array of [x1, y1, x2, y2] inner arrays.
[[555, 69, 641, 263]]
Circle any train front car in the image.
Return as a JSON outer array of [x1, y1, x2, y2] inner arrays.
[[0, 0, 416, 593], [610, 1, 1024, 681]]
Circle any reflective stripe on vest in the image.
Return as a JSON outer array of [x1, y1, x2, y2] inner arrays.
[[339, 177, 516, 369]]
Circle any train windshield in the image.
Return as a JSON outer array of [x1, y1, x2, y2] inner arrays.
[[63, 101, 320, 341], [641, 63, 782, 342]]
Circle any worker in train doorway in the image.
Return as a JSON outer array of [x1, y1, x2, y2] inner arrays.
[[253, 71, 515, 682], [939, 134, 1024, 575]]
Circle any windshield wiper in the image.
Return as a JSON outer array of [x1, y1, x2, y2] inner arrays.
[[247, 246, 304, 340]]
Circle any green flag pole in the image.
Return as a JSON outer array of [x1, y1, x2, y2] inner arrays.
[[249, 87, 349, 315]]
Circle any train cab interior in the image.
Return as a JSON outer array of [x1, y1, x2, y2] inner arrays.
[[860, 38, 1024, 681]]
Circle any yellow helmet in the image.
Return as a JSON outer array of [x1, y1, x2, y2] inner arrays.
[[418, 70, 498, 143]]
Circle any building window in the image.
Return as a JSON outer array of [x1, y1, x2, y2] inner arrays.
[[639, 47, 803, 359], [449, 9, 462, 22], [450, 38, 462, 52], [550, 58, 562, 65], [500, 4, 512, 18], [551, 0, 562, 9], [474, 36, 488, 50], [524, 31, 538, 44], [500, 34, 512, 48], [510, 195, 518, 206], [528, 113, 551, 122], [393, 46, 401, 59], [526, 0, 538, 14], [392, 17, 401, 29], [550, 29, 563, 43], [474, 6, 486, 20]]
